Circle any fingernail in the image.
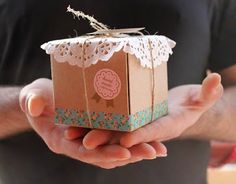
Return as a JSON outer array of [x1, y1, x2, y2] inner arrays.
[[119, 156, 131, 161], [27, 94, 45, 117], [24, 93, 34, 114], [146, 156, 157, 160], [157, 153, 168, 157]]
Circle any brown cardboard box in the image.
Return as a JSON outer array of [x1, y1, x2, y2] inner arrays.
[[41, 35, 175, 131]]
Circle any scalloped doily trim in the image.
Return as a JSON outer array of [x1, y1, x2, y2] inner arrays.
[[41, 35, 175, 68]]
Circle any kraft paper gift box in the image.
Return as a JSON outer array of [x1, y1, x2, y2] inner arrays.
[[41, 35, 175, 132]]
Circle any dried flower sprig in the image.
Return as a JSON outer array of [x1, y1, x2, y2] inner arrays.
[[67, 5, 109, 31]]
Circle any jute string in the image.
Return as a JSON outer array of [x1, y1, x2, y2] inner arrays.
[[148, 39, 155, 121], [81, 38, 93, 128], [68, 6, 156, 127]]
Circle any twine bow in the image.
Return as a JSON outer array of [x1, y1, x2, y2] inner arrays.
[[67, 6, 156, 128], [67, 6, 144, 37]]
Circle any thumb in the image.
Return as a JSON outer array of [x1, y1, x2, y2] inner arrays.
[[19, 78, 54, 117], [27, 94, 47, 117], [198, 73, 223, 108]]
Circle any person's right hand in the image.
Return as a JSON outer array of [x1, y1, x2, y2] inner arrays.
[[19, 78, 167, 169]]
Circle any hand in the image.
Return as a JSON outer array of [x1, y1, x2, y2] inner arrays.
[[19, 78, 167, 169], [71, 73, 223, 149]]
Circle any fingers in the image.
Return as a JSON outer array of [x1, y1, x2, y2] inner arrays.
[[28, 95, 46, 117], [28, 115, 131, 163], [64, 127, 90, 140], [65, 128, 167, 168], [129, 143, 157, 159], [21, 79, 151, 166], [92, 142, 167, 169], [45, 130, 131, 163], [19, 78, 54, 117], [20, 79, 169, 167], [25, 110, 132, 164], [83, 130, 114, 150], [82, 144, 131, 163], [198, 73, 223, 107], [31, 117, 130, 163], [63, 140, 131, 163], [119, 116, 169, 148], [93, 144, 154, 169], [81, 124, 168, 151], [149, 141, 167, 157]]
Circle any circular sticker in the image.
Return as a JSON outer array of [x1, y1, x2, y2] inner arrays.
[[94, 69, 121, 100]]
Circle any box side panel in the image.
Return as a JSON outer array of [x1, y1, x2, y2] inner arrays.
[[51, 51, 132, 130], [51, 51, 129, 114], [128, 54, 168, 115], [51, 56, 81, 111]]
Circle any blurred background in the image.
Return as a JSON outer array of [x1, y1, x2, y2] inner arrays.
[[208, 142, 236, 184]]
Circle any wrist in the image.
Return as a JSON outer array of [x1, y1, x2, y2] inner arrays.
[[0, 86, 32, 139]]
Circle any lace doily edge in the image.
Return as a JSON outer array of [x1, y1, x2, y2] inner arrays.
[[41, 36, 176, 69]]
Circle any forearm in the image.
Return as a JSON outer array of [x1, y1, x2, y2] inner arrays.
[[181, 86, 236, 141], [0, 86, 31, 139]]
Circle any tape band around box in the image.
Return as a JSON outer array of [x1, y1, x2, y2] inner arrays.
[[55, 100, 168, 132]]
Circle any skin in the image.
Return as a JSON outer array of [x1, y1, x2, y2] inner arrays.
[[65, 66, 236, 168], [19, 79, 167, 169], [19, 72, 225, 168], [82, 73, 224, 148], [0, 87, 31, 139], [0, 66, 235, 169]]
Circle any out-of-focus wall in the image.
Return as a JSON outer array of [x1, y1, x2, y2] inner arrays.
[[208, 165, 236, 184]]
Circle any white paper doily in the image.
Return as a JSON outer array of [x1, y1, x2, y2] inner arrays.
[[41, 35, 176, 68]]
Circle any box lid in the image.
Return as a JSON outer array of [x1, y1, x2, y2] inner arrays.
[[41, 35, 175, 69]]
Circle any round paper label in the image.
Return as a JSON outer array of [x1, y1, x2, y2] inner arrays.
[[94, 69, 121, 100]]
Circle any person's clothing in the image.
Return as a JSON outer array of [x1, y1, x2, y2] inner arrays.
[[0, 0, 236, 184]]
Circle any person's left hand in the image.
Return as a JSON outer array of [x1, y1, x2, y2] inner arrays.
[[20, 79, 168, 169], [66, 73, 223, 150]]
